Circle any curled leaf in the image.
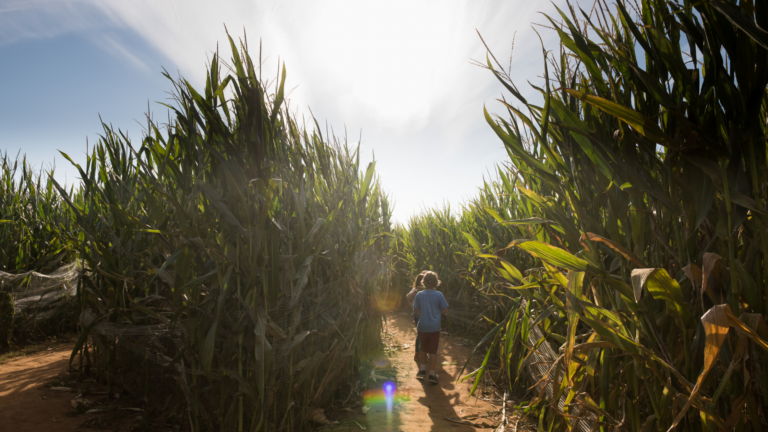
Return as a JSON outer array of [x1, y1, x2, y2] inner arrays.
[[582, 232, 646, 267], [631, 268, 693, 329], [682, 263, 702, 288]]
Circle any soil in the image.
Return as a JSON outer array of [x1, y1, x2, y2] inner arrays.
[[0, 338, 178, 432], [0, 339, 86, 432], [324, 311, 535, 432], [0, 312, 535, 432]]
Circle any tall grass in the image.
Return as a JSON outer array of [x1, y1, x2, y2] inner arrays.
[[0, 154, 79, 273], [393, 182, 536, 329], [52, 35, 394, 431], [402, 0, 768, 429], [0, 155, 82, 346]]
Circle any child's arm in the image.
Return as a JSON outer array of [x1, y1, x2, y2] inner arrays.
[[440, 294, 449, 315], [405, 288, 420, 301], [441, 308, 447, 314]]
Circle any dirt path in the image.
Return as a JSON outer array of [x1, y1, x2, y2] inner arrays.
[[0, 313, 531, 432], [0, 341, 85, 432], [0, 340, 166, 432], [328, 311, 527, 432]]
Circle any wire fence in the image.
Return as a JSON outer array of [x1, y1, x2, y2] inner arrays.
[[0, 261, 80, 345]]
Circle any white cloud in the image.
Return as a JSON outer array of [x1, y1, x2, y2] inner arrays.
[[91, 34, 150, 71], [0, 0, 117, 45], [4, 0, 574, 222]]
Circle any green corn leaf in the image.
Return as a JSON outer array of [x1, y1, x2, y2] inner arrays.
[[484, 207, 504, 223], [709, 0, 768, 51], [631, 268, 694, 329], [501, 217, 556, 226], [359, 162, 376, 201], [462, 232, 482, 252], [580, 313, 642, 356], [510, 240, 590, 272], [201, 321, 218, 375], [484, 107, 555, 176], [564, 89, 670, 146], [499, 259, 523, 282]]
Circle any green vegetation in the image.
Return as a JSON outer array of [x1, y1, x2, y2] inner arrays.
[[0, 153, 79, 273], [51, 35, 394, 430], [398, 0, 768, 430], [4, 0, 768, 430], [0, 155, 82, 345]]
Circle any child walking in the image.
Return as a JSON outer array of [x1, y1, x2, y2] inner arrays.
[[412, 271, 448, 384], [405, 271, 428, 363]]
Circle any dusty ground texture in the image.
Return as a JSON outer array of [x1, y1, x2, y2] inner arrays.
[[0, 312, 535, 432], [0, 339, 87, 432], [324, 311, 535, 432], [0, 338, 180, 432]]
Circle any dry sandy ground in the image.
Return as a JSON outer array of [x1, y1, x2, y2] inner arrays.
[[0, 340, 166, 432], [0, 313, 533, 432], [326, 311, 532, 432], [0, 341, 87, 432]]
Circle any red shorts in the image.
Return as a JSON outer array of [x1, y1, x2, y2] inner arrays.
[[418, 331, 440, 354]]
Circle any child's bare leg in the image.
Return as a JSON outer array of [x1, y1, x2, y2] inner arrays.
[[428, 353, 437, 373], [420, 350, 428, 365]]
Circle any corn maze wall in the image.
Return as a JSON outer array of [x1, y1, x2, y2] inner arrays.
[[396, 0, 768, 429], [87, 277, 378, 431], [49, 35, 396, 432]]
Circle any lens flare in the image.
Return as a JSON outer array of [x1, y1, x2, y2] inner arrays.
[[372, 292, 400, 312], [362, 381, 409, 420], [362, 382, 411, 407]]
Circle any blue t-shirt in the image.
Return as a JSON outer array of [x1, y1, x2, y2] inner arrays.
[[413, 290, 449, 333]]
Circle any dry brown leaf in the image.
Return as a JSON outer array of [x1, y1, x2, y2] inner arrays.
[[741, 313, 768, 337], [630, 268, 655, 302], [667, 304, 728, 431], [702, 305, 730, 372], [724, 309, 768, 352], [668, 305, 768, 431], [682, 263, 702, 288], [683, 262, 705, 312], [582, 232, 646, 267], [722, 395, 747, 430], [701, 253, 724, 303]]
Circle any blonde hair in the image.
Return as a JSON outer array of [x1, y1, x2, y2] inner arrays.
[[422, 271, 440, 289]]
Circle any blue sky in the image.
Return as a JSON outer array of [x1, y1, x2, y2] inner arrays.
[[1, 0, 568, 223]]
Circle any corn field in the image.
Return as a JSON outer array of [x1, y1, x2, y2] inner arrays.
[[2, 0, 768, 430], [397, 0, 768, 430], [0, 153, 79, 273], [38, 35, 395, 431], [0, 154, 81, 347]]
